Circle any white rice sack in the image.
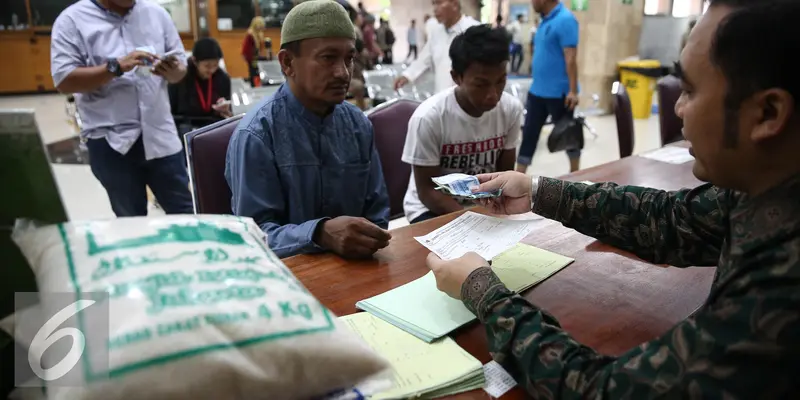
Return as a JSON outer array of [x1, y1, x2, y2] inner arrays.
[[11, 215, 389, 400]]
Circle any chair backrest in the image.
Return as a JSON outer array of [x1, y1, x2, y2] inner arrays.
[[612, 81, 635, 158], [256, 60, 285, 86], [657, 75, 684, 146], [366, 99, 420, 219], [185, 115, 244, 214]]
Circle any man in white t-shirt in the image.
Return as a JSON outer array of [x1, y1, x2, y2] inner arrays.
[[402, 25, 523, 224]]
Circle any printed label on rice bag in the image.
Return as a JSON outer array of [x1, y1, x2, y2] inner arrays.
[[57, 219, 335, 381]]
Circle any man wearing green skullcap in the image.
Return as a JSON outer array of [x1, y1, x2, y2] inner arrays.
[[226, 0, 392, 259]]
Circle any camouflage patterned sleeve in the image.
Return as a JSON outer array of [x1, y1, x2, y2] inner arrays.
[[533, 178, 728, 267], [462, 267, 800, 399]]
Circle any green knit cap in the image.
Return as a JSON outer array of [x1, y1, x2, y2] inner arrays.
[[281, 0, 356, 46]]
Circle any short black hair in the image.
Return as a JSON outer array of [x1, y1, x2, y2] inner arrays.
[[705, 0, 800, 141], [449, 25, 511, 76], [192, 38, 223, 61]]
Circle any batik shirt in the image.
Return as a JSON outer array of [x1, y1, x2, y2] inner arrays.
[[462, 176, 800, 398]]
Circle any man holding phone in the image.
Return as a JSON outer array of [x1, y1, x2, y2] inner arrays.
[[51, 0, 193, 217]]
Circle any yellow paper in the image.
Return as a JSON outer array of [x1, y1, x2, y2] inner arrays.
[[492, 243, 574, 293], [340, 312, 483, 399]]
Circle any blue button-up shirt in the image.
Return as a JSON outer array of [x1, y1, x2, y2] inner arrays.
[[50, 0, 186, 160], [530, 2, 579, 99], [225, 84, 390, 258]]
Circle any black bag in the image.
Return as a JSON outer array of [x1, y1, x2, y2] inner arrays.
[[547, 115, 585, 153], [386, 29, 396, 45]]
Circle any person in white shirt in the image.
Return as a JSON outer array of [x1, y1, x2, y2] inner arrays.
[[507, 14, 525, 74], [393, 0, 480, 93], [406, 19, 419, 61], [401, 25, 523, 224]]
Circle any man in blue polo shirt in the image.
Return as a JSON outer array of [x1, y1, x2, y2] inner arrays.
[[516, 0, 581, 173]]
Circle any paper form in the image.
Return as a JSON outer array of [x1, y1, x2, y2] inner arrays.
[[340, 313, 484, 400], [491, 243, 575, 293], [639, 146, 695, 164], [483, 361, 517, 398], [414, 211, 540, 260]]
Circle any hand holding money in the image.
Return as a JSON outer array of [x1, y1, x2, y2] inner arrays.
[[431, 173, 502, 200]]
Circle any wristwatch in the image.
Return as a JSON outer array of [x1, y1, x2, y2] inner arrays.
[[106, 58, 123, 77]]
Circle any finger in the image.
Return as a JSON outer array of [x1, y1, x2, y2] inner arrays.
[[134, 51, 157, 63], [426, 252, 443, 271], [349, 232, 388, 251], [475, 172, 503, 184], [474, 177, 505, 194], [354, 220, 392, 241], [152, 65, 167, 76]]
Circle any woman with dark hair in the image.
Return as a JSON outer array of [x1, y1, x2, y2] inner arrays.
[[168, 38, 232, 159]]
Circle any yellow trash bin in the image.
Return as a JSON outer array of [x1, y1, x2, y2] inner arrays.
[[618, 60, 662, 119]]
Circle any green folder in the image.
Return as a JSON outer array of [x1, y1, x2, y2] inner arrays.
[[355, 244, 575, 343]]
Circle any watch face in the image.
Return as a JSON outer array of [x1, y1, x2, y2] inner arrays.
[[108, 60, 120, 75]]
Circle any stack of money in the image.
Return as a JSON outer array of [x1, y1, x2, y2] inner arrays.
[[432, 173, 502, 200]]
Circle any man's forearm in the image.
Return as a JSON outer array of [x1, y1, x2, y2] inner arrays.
[[420, 189, 463, 216], [497, 149, 517, 172], [56, 65, 115, 94], [531, 177, 726, 266], [567, 57, 578, 93]]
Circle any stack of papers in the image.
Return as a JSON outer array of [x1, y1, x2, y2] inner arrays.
[[639, 146, 694, 164], [356, 240, 574, 342], [432, 173, 502, 200], [341, 312, 485, 399], [356, 271, 475, 342]]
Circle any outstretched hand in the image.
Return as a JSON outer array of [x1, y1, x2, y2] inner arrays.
[[472, 171, 533, 215]]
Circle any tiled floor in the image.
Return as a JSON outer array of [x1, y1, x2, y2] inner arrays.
[[0, 93, 664, 227]]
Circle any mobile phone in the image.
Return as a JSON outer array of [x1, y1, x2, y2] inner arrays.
[[157, 49, 183, 65], [161, 49, 183, 59]]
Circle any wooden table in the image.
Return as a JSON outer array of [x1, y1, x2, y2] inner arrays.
[[284, 144, 714, 399]]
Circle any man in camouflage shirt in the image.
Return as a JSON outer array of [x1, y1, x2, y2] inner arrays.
[[426, 0, 800, 397]]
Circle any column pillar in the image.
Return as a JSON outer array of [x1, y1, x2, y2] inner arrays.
[[570, 0, 644, 111]]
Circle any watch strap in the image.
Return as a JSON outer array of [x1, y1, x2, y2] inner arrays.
[[530, 175, 539, 212], [106, 58, 123, 77]]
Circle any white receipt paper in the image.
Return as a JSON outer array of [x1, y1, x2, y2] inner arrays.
[[483, 361, 517, 398], [639, 146, 695, 164], [414, 211, 539, 260]]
